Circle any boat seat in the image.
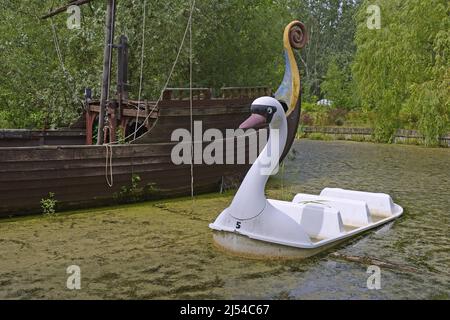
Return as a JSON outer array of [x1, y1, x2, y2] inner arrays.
[[320, 188, 396, 218], [292, 193, 372, 227], [298, 204, 345, 240], [269, 200, 344, 240]]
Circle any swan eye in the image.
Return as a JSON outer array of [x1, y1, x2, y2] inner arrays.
[[250, 104, 277, 123]]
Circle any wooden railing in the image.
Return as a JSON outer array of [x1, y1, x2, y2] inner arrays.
[[221, 86, 272, 99], [163, 88, 212, 100], [0, 129, 86, 147], [162, 86, 272, 100]]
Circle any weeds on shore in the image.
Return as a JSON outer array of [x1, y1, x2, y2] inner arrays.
[[308, 133, 333, 141], [41, 192, 57, 216]]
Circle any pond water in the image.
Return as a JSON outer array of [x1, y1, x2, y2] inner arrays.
[[0, 140, 448, 299]]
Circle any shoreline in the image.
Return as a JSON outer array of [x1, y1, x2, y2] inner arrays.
[[298, 126, 450, 148]]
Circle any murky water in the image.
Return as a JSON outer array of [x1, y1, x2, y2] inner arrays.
[[0, 140, 448, 299]]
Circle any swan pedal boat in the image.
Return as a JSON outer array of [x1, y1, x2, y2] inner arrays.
[[209, 97, 403, 259]]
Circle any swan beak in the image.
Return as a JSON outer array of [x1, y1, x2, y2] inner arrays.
[[239, 114, 266, 129]]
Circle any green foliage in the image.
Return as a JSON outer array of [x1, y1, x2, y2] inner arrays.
[[116, 127, 126, 144], [345, 110, 373, 127], [296, 125, 307, 139], [131, 174, 141, 191], [311, 108, 330, 126], [301, 105, 349, 127], [289, 0, 361, 101], [301, 102, 318, 113], [0, 0, 295, 129], [353, 0, 450, 144], [0, 1, 103, 129], [193, 0, 293, 91], [321, 58, 355, 109], [113, 174, 160, 204], [1, 0, 363, 129], [117, 174, 141, 203], [2, 0, 447, 148], [41, 192, 57, 215]]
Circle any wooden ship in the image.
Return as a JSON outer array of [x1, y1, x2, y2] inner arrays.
[[0, 0, 307, 217]]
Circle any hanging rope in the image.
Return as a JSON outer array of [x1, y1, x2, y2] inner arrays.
[[189, 0, 195, 201], [105, 144, 114, 187], [134, 0, 147, 140]]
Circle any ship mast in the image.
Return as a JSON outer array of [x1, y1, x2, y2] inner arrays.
[[97, 0, 116, 145], [42, 0, 116, 145]]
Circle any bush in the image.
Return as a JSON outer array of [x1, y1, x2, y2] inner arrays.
[[305, 107, 350, 127], [296, 125, 307, 139], [114, 174, 145, 204], [300, 113, 314, 126], [302, 102, 318, 113], [312, 109, 330, 126], [327, 108, 348, 125], [346, 110, 372, 127], [41, 192, 57, 215]]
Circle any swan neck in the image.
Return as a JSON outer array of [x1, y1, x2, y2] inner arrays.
[[228, 119, 288, 220]]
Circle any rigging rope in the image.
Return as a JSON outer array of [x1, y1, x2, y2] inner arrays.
[[110, 0, 196, 145], [50, 20, 66, 75], [50, 18, 81, 106], [103, 0, 196, 188]]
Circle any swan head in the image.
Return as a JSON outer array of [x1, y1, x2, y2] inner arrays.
[[239, 96, 288, 130]]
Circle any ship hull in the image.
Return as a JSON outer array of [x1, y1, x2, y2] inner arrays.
[[0, 95, 289, 217]]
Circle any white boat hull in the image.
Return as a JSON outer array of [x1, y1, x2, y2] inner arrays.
[[210, 188, 403, 259]]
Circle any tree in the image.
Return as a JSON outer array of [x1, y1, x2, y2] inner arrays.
[[321, 57, 353, 108], [288, 0, 362, 101], [353, 0, 449, 144], [0, 0, 296, 129]]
